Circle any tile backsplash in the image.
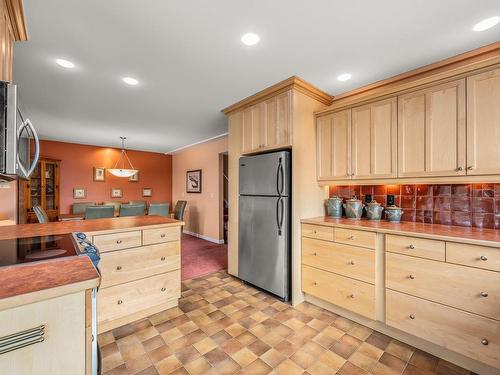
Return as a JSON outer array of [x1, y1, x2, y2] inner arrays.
[[329, 184, 500, 229]]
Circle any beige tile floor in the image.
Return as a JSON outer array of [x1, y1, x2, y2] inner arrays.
[[99, 270, 475, 375]]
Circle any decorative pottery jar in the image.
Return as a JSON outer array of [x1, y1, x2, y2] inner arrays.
[[385, 205, 404, 222], [365, 200, 383, 220], [343, 196, 364, 219], [326, 196, 343, 218]]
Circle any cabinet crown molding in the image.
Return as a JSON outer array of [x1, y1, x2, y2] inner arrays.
[[222, 75, 333, 115], [5, 0, 27, 41]]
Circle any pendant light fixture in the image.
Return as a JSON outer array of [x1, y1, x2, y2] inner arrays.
[[108, 137, 139, 178]]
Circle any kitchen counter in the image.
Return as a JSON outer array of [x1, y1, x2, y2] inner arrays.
[[0, 215, 183, 240], [301, 216, 500, 247]]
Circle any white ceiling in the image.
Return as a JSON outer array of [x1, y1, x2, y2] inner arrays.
[[14, 0, 500, 153]]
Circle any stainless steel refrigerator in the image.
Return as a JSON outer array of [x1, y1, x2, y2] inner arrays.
[[239, 151, 290, 301]]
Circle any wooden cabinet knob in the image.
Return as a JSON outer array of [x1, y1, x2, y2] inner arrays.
[[349, 260, 355, 265], [408, 244, 415, 249], [348, 236, 355, 240], [348, 294, 355, 298], [409, 274, 415, 280], [480, 291, 489, 298], [160, 234, 166, 238], [409, 314, 416, 320], [116, 266, 122, 271], [467, 166, 473, 170], [313, 281, 318, 286], [117, 300, 123, 305], [161, 287, 166, 292], [481, 339, 489, 346], [456, 166, 463, 171], [161, 257, 166, 261], [116, 239, 122, 244], [480, 255, 488, 261]]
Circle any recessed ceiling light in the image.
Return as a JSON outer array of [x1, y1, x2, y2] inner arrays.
[[122, 77, 139, 85], [337, 73, 352, 82], [472, 16, 500, 32], [241, 33, 260, 46], [55, 58, 75, 68]]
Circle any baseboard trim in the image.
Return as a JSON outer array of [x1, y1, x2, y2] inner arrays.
[[183, 230, 225, 244]]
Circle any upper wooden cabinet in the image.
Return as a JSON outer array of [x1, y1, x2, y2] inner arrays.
[[466, 67, 500, 176], [317, 98, 397, 181], [241, 91, 292, 154], [398, 79, 466, 177], [352, 97, 397, 179]]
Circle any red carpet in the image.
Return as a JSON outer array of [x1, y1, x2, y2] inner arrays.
[[181, 233, 228, 280]]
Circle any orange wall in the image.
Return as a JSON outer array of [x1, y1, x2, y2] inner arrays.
[[0, 181, 17, 222], [172, 136, 228, 241], [39, 140, 172, 214]]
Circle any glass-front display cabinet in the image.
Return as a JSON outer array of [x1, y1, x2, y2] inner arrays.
[[19, 158, 60, 223]]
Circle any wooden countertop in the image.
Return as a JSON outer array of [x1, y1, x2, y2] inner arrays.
[[0, 215, 183, 240], [301, 217, 500, 247], [0, 256, 99, 311]]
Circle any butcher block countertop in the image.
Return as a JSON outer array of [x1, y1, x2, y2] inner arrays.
[[0, 215, 183, 240], [0, 216, 183, 310], [301, 217, 500, 248]]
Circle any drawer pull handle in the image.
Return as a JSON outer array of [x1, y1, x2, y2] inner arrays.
[[348, 294, 354, 298], [313, 230, 317, 234], [161, 287, 166, 292], [313, 282, 318, 286], [481, 339, 489, 346], [409, 274, 415, 280], [480, 255, 488, 261], [117, 300, 123, 305], [160, 234, 166, 238], [116, 266, 122, 271], [161, 257, 166, 261], [349, 260, 355, 265], [348, 236, 355, 240], [408, 244, 415, 249], [409, 314, 416, 320], [480, 291, 489, 298], [116, 240, 122, 244]]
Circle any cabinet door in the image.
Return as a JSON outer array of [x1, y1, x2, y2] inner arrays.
[[398, 79, 466, 177], [250, 102, 265, 151], [316, 110, 351, 180], [264, 92, 292, 150], [467, 67, 500, 176], [242, 107, 253, 153], [352, 98, 397, 179]]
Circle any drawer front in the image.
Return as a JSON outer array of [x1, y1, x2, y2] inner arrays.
[[447, 242, 500, 272], [334, 228, 376, 249], [386, 234, 445, 261], [302, 237, 375, 284], [302, 265, 375, 319], [302, 224, 334, 241], [93, 231, 142, 253], [98, 270, 180, 324], [386, 253, 500, 320], [143, 226, 180, 245], [387, 289, 500, 369], [99, 242, 180, 288]]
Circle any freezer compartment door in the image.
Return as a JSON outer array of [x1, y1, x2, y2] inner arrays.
[[239, 151, 290, 196], [238, 195, 289, 299]]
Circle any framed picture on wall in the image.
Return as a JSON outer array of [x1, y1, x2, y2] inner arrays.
[[186, 169, 202, 193], [111, 188, 122, 198], [93, 167, 106, 182], [129, 171, 139, 182], [73, 187, 87, 199], [143, 188, 153, 197]]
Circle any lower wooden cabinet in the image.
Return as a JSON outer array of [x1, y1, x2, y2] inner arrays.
[[302, 265, 375, 319], [387, 289, 500, 369], [0, 291, 87, 375], [91, 225, 182, 333]]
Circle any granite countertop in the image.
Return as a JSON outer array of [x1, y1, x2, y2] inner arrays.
[[301, 216, 500, 247]]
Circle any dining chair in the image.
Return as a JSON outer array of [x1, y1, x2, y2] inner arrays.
[[129, 200, 147, 214], [72, 202, 95, 215], [85, 205, 115, 219], [102, 201, 122, 215], [173, 200, 187, 221], [148, 202, 170, 217], [33, 205, 49, 223], [120, 204, 146, 217]]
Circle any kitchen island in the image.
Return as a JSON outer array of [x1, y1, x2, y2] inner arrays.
[[0, 215, 183, 375]]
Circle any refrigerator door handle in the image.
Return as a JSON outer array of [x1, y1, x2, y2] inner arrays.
[[276, 196, 284, 236], [276, 157, 284, 196]]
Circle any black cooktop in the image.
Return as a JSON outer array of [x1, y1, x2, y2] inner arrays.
[[0, 233, 77, 267]]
